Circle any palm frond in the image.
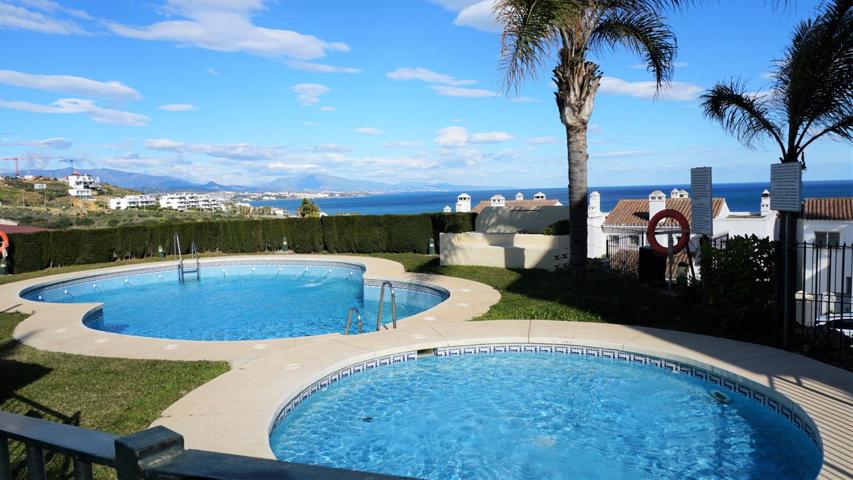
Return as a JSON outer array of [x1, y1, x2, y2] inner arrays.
[[589, 4, 677, 87], [778, 0, 853, 152], [495, 0, 579, 92], [701, 80, 786, 153]]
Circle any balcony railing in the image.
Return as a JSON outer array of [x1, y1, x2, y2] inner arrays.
[[0, 411, 411, 480]]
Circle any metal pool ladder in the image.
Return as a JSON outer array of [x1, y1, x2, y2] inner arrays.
[[376, 281, 397, 331], [175, 233, 200, 283], [343, 307, 362, 335]]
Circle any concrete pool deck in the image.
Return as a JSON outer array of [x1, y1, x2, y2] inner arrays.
[[0, 255, 851, 480]]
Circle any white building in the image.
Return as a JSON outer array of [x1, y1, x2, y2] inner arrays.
[[455, 193, 472, 213], [159, 193, 226, 212], [799, 198, 853, 313], [67, 173, 100, 198], [109, 195, 156, 210], [596, 189, 778, 257], [587, 191, 609, 258]]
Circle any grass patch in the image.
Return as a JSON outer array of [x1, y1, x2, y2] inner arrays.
[[0, 313, 229, 478], [367, 253, 693, 326]]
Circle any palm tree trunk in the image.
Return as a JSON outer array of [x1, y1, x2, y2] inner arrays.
[[566, 124, 589, 276]]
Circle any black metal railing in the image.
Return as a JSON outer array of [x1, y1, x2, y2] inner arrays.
[[605, 235, 643, 258], [0, 411, 411, 480], [794, 241, 852, 369]]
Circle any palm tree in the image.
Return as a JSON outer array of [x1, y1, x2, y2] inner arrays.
[[701, 0, 851, 345], [496, 0, 684, 277]]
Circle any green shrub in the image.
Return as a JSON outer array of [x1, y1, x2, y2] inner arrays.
[[701, 235, 776, 340], [543, 220, 571, 236], [6, 213, 475, 273]]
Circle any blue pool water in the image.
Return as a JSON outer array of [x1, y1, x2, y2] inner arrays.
[[270, 353, 822, 480], [23, 262, 447, 341]]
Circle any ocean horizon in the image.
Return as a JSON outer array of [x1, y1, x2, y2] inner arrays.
[[250, 179, 853, 216]]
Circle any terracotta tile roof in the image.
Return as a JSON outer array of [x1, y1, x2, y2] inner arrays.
[[0, 225, 53, 234], [471, 199, 562, 214], [603, 198, 726, 227], [803, 197, 853, 220]]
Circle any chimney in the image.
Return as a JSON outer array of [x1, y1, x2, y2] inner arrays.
[[490, 194, 506, 207], [760, 189, 771, 214], [515, 192, 524, 201], [649, 190, 666, 219], [588, 191, 601, 215], [455, 193, 471, 213]]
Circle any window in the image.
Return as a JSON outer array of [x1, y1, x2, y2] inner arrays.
[[628, 235, 640, 246], [814, 231, 841, 246]]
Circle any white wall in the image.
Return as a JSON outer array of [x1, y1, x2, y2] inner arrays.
[[475, 206, 570, 234]]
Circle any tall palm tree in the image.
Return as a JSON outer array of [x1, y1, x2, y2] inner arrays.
[[496, 0, 684, 277], [701, 0, 851, 345]]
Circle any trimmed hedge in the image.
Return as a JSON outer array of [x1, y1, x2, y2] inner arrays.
[[6, 213, 475, 273]]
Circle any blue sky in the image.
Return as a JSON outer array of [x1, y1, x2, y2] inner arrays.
[[0, 0, 850, 188]]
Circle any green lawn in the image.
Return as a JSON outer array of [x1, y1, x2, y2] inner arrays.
[[367, 253, 695, 327], [0, 312, 229, 478]]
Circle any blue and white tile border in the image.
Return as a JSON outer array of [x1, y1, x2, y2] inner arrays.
[[271, 343, 822, 452], [20, 259, 446, 301], [270, 351, 417, 432]]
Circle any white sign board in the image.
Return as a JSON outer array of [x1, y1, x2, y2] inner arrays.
[[770, 162, 802, 212], [691, 167, 713, 236], [33, 183, 47, 190]]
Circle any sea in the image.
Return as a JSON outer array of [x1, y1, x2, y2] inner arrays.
[[249, 180, 853, 216]]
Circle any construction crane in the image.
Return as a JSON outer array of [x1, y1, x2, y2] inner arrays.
[[62, 158, 76, 176], [1, 157, 20, 177]]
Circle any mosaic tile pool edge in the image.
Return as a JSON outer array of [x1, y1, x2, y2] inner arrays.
[[270, 343, 821, 453], [434, 344, 822, 451], [270, 351, 417, 432]]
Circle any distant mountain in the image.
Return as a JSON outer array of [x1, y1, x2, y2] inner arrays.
[[3, 168, 502, 194]]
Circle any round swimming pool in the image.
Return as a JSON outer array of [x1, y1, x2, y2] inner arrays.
[[270, 348, 822, 479], [21, 260, 448, 341]]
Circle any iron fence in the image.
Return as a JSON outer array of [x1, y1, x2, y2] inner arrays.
[[0, 411, 410, 480], [793, 241, 852, 369]]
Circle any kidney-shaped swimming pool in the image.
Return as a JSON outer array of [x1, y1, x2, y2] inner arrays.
[[21, 260, 448, 341]]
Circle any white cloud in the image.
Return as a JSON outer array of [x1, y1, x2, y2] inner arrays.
[[435, 126, 469, 147], [470, 131, 514, 143], [527, 136, 557, 145], [312, 144, 350, 153], [268, 161, 318, 172], [0, 97, 149, 126], [355, 127, 382, 135], [454, 0, 499, 33], [291, 83, 329, 106], [599, 76, 703, 101], [285, 60, 361, 74], [106, 0, 349, 60], [0, 1, 88, 35], [429, 0, 482, 10], [0, 69, 141, 100], [383, 141, 425, 148], [145, 138, 285, 160], [435, 126, 514, 147], [386, 67, 476, 86], [158, 103, 197, 111], [206, 68, 220, 76], [319, 105, 336, 112], [431, 85, 495, 98], [13, 137, 72, 149], [509, 96, 539, 103]]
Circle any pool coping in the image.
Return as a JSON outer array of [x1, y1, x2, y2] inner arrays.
[[1, 255, 500, 364], [0, 256, 850, 479]]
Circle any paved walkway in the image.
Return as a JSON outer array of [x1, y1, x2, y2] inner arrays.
[[1, 255, 850, 479]]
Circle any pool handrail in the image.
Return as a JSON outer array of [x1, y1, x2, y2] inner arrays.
[[376, 281, 397, 331], [344, 306, 362, 336]]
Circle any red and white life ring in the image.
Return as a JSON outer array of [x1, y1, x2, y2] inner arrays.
[[646, 209, 690, 256], [0, 230, 8, 255]]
